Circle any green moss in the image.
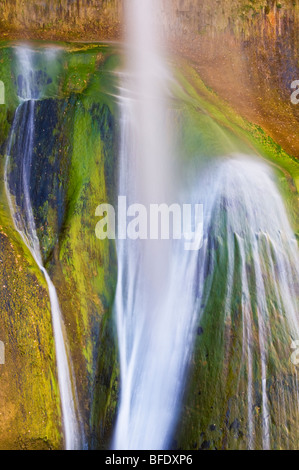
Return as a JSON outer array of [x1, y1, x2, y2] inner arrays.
[[0, 39, 298, 450], [173, 62, 299, 234], [0, 151, 62, 450]]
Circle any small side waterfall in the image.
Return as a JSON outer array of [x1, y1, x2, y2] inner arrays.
[[172, 153, 299, 450], [4, 46, 80, 450], [199, 155, 299, 450]]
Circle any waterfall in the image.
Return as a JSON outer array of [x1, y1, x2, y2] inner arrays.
[[4, 46, 81, 450], [198, 155, 299, 450], [112, 0, 299, 450], [113, 0, 201, 450]]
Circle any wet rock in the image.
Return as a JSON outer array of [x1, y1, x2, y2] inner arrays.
[[197, 326, 204, 336], [229, 419, 241, 432], [200, 440, 211, 450]]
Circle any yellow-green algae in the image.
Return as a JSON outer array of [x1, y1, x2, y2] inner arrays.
[[0, 43, 119, 449], [171, 62, 299, 450], [0, 41, 298, 449]]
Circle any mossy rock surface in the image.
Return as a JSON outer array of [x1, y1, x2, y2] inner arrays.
[[0, 40, 298, 450], [0, 43, 119, 449]]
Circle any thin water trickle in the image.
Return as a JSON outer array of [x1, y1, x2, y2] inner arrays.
[[3, 26, 298, 453], [4, 46, 81, 450]]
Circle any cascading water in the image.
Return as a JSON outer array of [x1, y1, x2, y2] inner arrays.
[[196, 155, 299, 450], [113, 0, 201, 450], [4, 46, 81, 450], [113, 0, 299, 450]]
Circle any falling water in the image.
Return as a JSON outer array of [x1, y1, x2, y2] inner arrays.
[[113, 0, 201, 450], [4, 46, 80, 450], [195, 155, 299, 450]]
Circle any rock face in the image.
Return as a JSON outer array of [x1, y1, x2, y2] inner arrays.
[[164, 0, 299, 158], [0, 0, 298, 158], [0, 50, 62, 450], [0, 0, 298, 45], [167, 75, 299, 449], [0, 218, 62, 449], [0, 0, 298, 451], [0, 0, 123, 40], [0, 44, 119, 449]]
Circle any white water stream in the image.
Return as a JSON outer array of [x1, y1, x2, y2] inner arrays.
[[4, 46, 80, 450]]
